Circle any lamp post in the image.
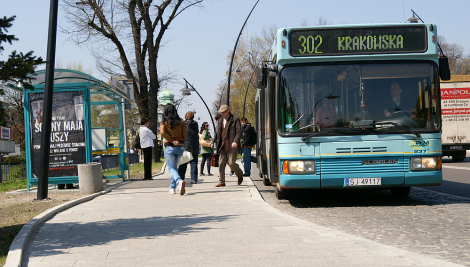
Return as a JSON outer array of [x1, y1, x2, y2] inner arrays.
[[181, 78, 216, 133], [38, 0, 59, 200], [225, 0, 259, 107]]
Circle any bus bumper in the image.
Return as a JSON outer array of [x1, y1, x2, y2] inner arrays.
[[279, 171, 442, 189]]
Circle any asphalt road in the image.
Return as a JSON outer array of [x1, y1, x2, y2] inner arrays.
[[247, 157, 470, 266]]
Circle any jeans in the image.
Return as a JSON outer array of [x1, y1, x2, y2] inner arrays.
[[164, 146, 184, 189], [243, 147, 257, 175], [200, 153, 211, 174], [178, 152, 198, 183]]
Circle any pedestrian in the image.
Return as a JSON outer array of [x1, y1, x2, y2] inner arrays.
[[241, 117, 258, 176], [140, 117, 156, 180], [212, 104, 244, 187], [215, 114, 234, 175], [177, 111, 199, 184], [160, 103, 187, 195], [199, 122, 213, 177], [155, 140, 163, 162]]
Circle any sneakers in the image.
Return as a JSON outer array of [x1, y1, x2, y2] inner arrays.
[[243, 173, 250, 177], [179, 180, 186, 195], [169, 188, 176, 194], [215, 183, 226, 187], [230, 171, 234, 176]]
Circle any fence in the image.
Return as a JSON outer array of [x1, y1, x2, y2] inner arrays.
[[0, 162, 27, 183]]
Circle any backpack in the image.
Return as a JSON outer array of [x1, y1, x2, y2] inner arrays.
[[245, 126, 257, 146], [133, 132, 141, 149]]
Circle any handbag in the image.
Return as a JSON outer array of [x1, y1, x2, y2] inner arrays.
[[177, 151, 193, 165], [210, 153, 219, 167], [133, 133, 141, 149], [200, 137, 212, 148]]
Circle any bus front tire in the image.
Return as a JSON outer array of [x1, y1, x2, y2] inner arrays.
[[390, 187, 411, 197], [275, 186, 291, 200]]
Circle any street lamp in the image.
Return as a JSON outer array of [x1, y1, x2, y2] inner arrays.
[[181, 78, 216, 133], [225, 0, 259, 107]]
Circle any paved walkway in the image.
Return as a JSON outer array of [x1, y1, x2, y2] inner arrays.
[[20, 161, 461, 267]]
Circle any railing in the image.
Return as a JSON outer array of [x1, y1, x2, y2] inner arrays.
[[0, 162, 27, 183]]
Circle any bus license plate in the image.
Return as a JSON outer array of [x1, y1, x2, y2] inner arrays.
[[346, 178, 381, 186], [450, 146, 462, 149]]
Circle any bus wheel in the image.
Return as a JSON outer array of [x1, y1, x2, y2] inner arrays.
[[390, 187, 411, 197], [275, 186, 291, 200], [263, 174, 271, 186]]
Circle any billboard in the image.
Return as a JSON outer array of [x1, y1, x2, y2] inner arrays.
[[29, 91, 86, 178]]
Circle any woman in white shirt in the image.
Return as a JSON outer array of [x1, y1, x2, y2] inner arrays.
[[140, 118, 156, 180]]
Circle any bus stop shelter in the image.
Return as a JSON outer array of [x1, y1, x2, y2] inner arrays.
[[7, 69, 133, 190]]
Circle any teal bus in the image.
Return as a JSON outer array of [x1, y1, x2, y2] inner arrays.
[[255, 23, 451, 199]]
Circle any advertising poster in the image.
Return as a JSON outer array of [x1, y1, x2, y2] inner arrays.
[[29, 91, 86, 178]]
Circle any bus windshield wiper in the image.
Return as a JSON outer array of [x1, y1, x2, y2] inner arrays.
[[372, 121, 421, 137]]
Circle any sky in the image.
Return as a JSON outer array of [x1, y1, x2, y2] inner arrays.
[[2, 0, 470, 136]]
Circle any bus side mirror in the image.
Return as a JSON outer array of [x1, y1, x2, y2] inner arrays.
[[256, 64, 268, 88], [439, 57, 451, 81]]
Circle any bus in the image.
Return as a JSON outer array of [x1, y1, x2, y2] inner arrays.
[[255, 23, 451, 199]]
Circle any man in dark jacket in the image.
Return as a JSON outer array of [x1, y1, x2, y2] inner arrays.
[[177, 111, 199, 184], [212, 104, 243, 187], [241, 117, 257, 176]]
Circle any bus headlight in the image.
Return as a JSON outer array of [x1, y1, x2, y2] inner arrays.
[[283, 160, 315, 174], [410, 157, 438, 170]]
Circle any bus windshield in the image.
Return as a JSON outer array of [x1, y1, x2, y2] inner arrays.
[[279, 62, 440, 135]]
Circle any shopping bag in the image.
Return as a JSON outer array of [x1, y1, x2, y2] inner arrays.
[[210, 153, 219, 167], [177, 151, 193, 165]]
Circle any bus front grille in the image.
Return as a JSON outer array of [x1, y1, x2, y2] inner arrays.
[[319, 157, 407, 174]]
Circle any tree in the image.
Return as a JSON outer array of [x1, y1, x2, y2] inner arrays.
[[214, 24, 277, 125], [0, 16, 44, 89], [438, 36, 470, 75], [1, 15, 44, 130], [62, 0, 204, 161]]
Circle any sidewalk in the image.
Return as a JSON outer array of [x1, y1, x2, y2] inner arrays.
[[17, 160, 460, 267]]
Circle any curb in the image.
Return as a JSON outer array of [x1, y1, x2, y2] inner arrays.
[[4, 189, 111, 267], [151, 161, 167, 178]]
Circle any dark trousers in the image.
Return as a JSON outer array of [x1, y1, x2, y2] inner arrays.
[[200, 153, 211, 174], [177, 152, 198, 182], [143, 147, 153, 180]]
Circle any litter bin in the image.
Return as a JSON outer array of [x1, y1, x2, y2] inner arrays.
[[78, 163, 103, 194]]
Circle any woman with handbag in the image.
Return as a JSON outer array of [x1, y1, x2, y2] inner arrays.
[[199, 122, 213, 176], [160, 104, 187, 195]]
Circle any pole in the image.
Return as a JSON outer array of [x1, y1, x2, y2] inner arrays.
[[183, 78, 216, 131], [226, 0, 259, 106], [37, 0, 59, 200], [121, 98, 130, 180]]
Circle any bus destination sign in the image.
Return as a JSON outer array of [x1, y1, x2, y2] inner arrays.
[[289, 25, 427, 57]]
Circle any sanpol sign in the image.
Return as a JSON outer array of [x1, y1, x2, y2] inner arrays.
[[289, 25, 427, 57]]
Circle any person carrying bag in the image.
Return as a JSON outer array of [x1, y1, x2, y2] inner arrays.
[[160, 104, 188, 195], [199, 122, 214, 176]]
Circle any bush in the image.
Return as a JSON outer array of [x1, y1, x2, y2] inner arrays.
[[2, 154, 26, 164]]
